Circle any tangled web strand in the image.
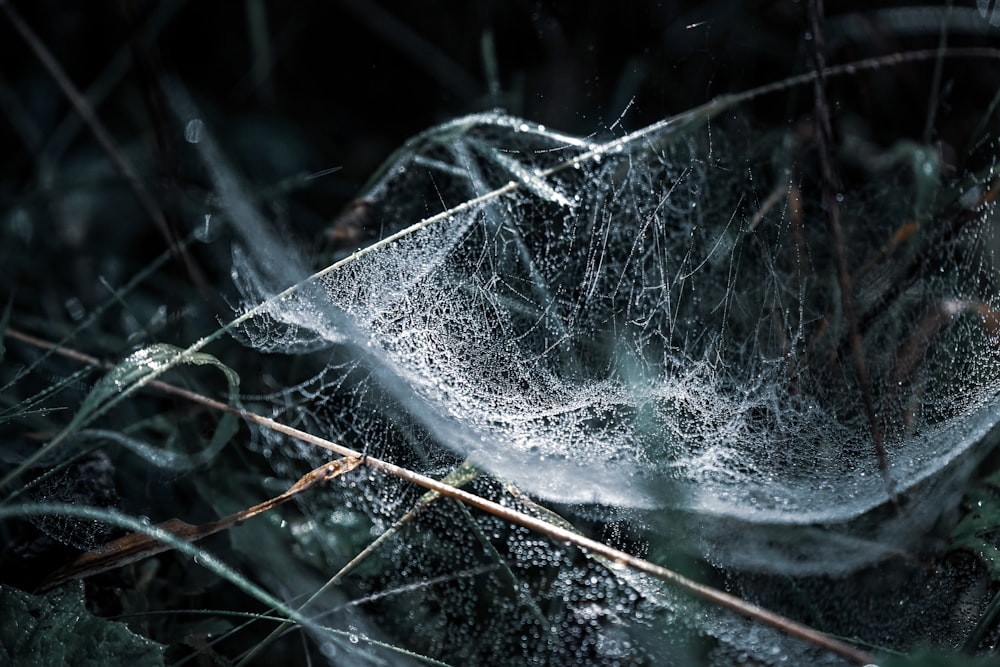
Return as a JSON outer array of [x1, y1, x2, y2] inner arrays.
[[234, 108, 1000, 576]]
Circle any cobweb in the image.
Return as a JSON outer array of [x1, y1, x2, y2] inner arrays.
[[222, 94, 1000, 662], [233, 105, 1000, 562]]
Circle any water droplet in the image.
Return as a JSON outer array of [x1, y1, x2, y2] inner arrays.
[[184, 118, 204, 144], [64, 297, 86, 322], [195, 214, 214, 242]]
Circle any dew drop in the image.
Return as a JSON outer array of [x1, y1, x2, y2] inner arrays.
[[64, 297, 86, 322], [184, 118, 205, 144]]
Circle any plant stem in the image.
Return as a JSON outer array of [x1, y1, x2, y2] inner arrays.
[[3, 326, 877, 665]]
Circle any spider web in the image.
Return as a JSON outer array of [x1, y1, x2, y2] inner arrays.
[[233, 104, 1000, 567], [222, 88, 1000, 663]]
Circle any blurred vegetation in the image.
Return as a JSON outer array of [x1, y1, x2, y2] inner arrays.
[[2, 1, 1000, 665]]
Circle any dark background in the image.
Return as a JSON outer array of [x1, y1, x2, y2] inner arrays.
[[4, 1, 993, 228], [1, 0, 996, 329], [1, 1, 999, 663]]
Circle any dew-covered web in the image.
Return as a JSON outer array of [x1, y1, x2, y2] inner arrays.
[[225, 94, 1000, 662]]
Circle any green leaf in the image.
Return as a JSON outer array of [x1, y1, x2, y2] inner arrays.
[[0, 344, 241, 495], [0, 582, 164, 667], [66, 343, 240, 437], [949, 467, 1000, 581]]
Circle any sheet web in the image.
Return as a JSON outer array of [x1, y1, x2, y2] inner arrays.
[[230, 101, 1000, 663]]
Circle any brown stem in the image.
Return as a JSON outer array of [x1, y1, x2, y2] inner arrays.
[[38, 456, 360, 592], [0, 1, 210, 295], [807, 0, 893, 497], [4, 326, 876, 665]]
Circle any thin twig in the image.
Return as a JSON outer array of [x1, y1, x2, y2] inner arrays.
[[39, 0, 185, 169], [0, 0, 208, 293], [807, 0, 893, 496], [238, 461, 481, 666], [38, 456, 361, 592], [2, 326, 876, 665]]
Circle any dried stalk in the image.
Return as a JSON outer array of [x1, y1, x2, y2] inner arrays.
[[3, 327, 875, 665]]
